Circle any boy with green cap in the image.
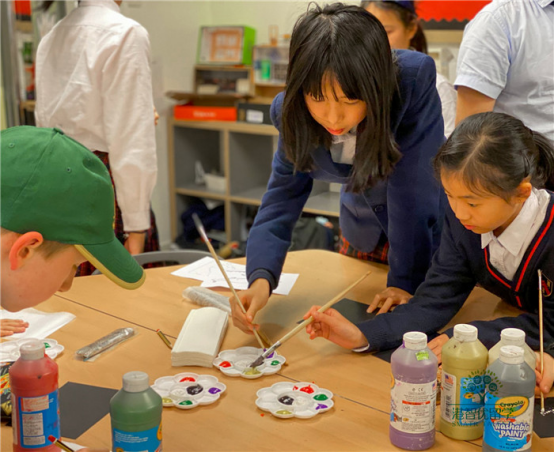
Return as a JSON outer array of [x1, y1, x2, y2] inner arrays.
[[1, 126, 146, 322]]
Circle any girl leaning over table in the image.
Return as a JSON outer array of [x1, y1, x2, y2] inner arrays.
[[229, 3, 445, 335]]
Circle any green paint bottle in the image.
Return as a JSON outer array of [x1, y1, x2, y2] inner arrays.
[[440, 324, 488, 441], [110, 371, 163, 452]]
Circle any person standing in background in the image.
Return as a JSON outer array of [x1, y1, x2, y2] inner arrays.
[[455, 0, 554, 143], [362, 0, 457, 137], [35, 0, 159, 274]]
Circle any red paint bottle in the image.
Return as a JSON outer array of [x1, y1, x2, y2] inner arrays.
[[10, 340, 60, 452]]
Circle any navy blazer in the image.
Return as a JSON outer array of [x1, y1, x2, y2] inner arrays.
[[359, 196, 554, 358], [246, 50, 446, 294]]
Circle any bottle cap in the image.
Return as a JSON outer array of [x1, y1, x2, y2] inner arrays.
[[453, 324, 478, 342], [403, 331, 427, 350], [500, 328, 525, 346], [122, 371, 150, 393], [19, 340, 45, 361], [499, 345, 524, 365]]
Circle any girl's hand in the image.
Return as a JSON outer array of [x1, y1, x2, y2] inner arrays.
[[428, 334, 449, 364], [304, 306, 368, 350], [0, 319, 29, 337], [367, 287, 412, 314], [229, 279, 270, 334], [535, 352, 554, 396]]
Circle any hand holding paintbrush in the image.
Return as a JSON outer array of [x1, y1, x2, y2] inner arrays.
[[249, 270, 371, 368], [192, 213, 271, 349]]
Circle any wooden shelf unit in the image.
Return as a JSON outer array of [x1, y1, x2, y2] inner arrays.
[[168, 118, 341, 243]]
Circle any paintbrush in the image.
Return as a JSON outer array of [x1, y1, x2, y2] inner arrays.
[[249, 270, 371, 368], [191, 213, 271, 349], [538, 270, 545, 415]]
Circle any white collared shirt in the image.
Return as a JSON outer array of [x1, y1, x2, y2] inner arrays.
[[35, 0, 157, 231], [455, 0, 554, 143], [481, 188, 550, 280], [330, 128, 357, 164]]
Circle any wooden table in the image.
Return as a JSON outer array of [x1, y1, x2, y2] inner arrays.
[[1, 250, 551, 451]]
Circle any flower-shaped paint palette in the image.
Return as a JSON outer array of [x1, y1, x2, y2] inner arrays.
[[0, 338, 64, 363], [256, 382, 334, 419], [152, 373, 226, 410], [213, 346, 286, 379]]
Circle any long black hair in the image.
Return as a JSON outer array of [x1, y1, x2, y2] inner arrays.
[[434, 112, 554, 200], [361, 1, 427, 53], [282, 2, 401, 193]]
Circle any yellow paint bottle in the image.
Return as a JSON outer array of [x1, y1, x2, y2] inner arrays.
[[440, 324, 488, 440]]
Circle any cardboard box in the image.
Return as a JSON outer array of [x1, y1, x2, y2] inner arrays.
[[197, 26, 256, 65]]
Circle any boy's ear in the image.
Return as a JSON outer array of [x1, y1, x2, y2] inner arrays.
[[9, 232, 44, 271]]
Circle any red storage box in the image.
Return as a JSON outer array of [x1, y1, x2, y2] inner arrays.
[[174, 105, 237, 121]]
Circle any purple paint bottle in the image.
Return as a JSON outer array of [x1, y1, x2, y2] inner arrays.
[[390, 332, 438, 450]]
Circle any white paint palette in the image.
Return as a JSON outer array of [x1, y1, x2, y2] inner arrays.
[[152, 373, 226, 410], [212, 346, 286, 379], [256, 382, 334, 419], [0, 338, 64, 362]]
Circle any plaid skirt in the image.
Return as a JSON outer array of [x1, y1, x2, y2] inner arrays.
[[76, 151, 160, 276], [338, 233, 389, 264]]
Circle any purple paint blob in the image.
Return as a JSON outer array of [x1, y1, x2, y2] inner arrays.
[[208, 387, 221, 395], [315, 404, 328, 410]]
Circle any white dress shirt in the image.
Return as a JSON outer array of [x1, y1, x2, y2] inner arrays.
[[455, 0, 554, 144], [35, 0, 157, 231], [436, 73, 457, 138], [330, 128, 357, 165], [482, 188, 550, 281]]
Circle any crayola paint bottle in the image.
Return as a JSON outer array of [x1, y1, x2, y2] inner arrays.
[[483, 346, 535, 452], [110, 371, 163, 452], [440, 324, 488, 440], [10, 340, 60, 452], [488, 328, 535, 370], [390, 332, 438, 450]]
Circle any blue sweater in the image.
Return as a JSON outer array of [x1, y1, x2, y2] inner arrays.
[[246, 50, 445, 294], [359, 195, 554, 358]]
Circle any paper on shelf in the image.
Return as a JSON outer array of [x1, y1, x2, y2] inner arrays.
[[0, 308, 76, 340], [171, 257, 299, 296]]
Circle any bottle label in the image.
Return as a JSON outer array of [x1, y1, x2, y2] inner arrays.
[[13, 390, 60, 448], [390, 377, 437, 433], [441, 372, 485, 426], [484, 394, 533, 451], [113, 423, 162, 452]]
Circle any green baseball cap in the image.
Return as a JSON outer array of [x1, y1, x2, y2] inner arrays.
[[1, 126, 145, 289]]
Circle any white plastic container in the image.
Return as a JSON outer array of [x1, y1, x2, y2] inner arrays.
[[204, 174, 226, 193]]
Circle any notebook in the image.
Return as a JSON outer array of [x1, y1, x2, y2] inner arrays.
[[171, 307, 228, 367]]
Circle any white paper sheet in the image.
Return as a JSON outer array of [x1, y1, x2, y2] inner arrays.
[[171, 257, 299, 296], [0, 308, 76, 340]]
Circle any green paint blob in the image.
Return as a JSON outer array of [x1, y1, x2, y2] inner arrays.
[[416, 351, 429, 361], [178, 400, 194, 406], [243, 367, 261, 376], [276, 410, 292, 415], [313, 394, 328, 401], [270, 360, 280, 366]]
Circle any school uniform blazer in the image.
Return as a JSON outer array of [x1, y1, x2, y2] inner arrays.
[[359, 194, 554, 358], [246, 50, 446, 294]]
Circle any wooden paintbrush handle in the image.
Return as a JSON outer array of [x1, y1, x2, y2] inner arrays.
[[274, 270, 371, 347]]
